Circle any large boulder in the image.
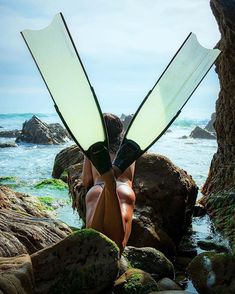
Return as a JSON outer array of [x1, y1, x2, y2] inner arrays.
[[61, 146, 198, 258], [0, 186, 71, 257], [15, 116, 70, 145], [189, 126, 216, 140], [187, 252, 235, 293], [31, 229, 119, 294], [205, 113, 216, 134], [0, 254, 34, 294]]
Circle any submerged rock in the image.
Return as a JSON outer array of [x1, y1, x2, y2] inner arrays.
[[31, 229, 119, 294], [0, 142, 17, 148], [0, 254, 34, 294], [189, 126, 216, 140], [0, 186, 71, 257], [0, 129, 21, 138], [187, 252, 235, 293], [15, 115, 70, 145], [123, 246, 174, 281], [114, 268, 159, 294]]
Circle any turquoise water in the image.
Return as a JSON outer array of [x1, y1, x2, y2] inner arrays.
[[0, 113, 217, 229]]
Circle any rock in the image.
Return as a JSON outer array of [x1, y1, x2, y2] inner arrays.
[[113, 268, 159, 294], [197, 240, 230, 253], [121, 114, 133, 131], [205, 113, 216, 134], [187, 252, 235, 294], [0, 130, 21, 138], [0, 254, 34, 294], [31, 229, 119, 294], [157, 277, 182, 291], [189, 126, 216, 139], [193, 204, 206, 217], [15, 115, 70, 145], [123, 246, 174, 281], [0, 186, 71, 257], [67, 152, 198, 257], [0, 143, 17, 148], [149, 291, 194, 294], [52, 144, 84, 179], [202, 0, 235, 195], [199, 189, 235, 253]]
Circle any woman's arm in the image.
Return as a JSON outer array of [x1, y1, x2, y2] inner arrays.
[[81, 156, 94, 188]]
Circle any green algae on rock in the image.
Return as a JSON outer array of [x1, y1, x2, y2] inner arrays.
[[114, 268, 159, 294], [187, 252, 235, 293], [31, 229, 119, 294], [34, 178, 68, 190]]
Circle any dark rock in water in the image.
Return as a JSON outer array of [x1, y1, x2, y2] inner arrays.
[[0, 186, 72, 257], [120, 114, 133, 131], [205, 112, 216, 133], [187, 252, 235, 294], [189, 126, 216, 139], [0, 129, 21, 138], [123, 246, 174, 281], [0, 254, 34, 294], [31, 229, 119, 294], [0, 142, 17, 148], [114, 268, 159, 293], [193, 204, 206, 217], [157, 277, 183, 291], [197, 240, 230, 253], [15, 115, 70, 145], [52, 144, 84, 179], [67, 151, 198, 258], [180, 135, 188, 139]]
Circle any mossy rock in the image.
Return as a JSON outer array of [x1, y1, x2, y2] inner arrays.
[[114, 268, 158, 294], [34, 178, 68, 190], [187, 252, 235, 293], [0, 176, 20, 188], [32, 229, 120, 294]]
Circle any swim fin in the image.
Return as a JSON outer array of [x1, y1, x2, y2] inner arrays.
[[113, 33, 221, 172], [21, 13, 111, 175]]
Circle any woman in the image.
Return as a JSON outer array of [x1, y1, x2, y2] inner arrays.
[[82, 113, 136, 253]]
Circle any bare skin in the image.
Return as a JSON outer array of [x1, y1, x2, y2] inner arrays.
[[82, 153, 136, 253]]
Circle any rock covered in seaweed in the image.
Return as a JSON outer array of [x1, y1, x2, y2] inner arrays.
[[123, 246, 174, 281], [15, 115, 70, 145], [31, 229, 119, 294], [0, 186, 72, 257], [187, 252, 235, 293]]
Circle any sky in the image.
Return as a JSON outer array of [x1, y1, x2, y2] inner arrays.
[[0, 0, 221, 119]]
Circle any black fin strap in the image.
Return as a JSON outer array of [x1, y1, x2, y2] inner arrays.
[[87, 142, 112, 175], [113, 139, 142, 173]]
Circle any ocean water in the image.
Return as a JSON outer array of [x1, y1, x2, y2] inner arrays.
[[0, 112, 217, 228]]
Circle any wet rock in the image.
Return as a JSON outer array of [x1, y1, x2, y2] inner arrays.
[[0, 130, 21, 138], [189, 126, 216, 139], [197, 240, 230, 253], [187, 252, 235, 294], [200, 189, 235, 253], [0, 186, 71, 257], [113, 268, 158, 294], [15, 115, 70, 145], [0, 254, 34, 294], [205, 113, 216, 134], [193, 204, 206, 217], [31, 229, 119, 294], [67, 152, 198, 258], [0, 143, 17, 148], [123, 246, 174, 281], [52, 144, 84, 179], [157, 277, 182, 291]]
